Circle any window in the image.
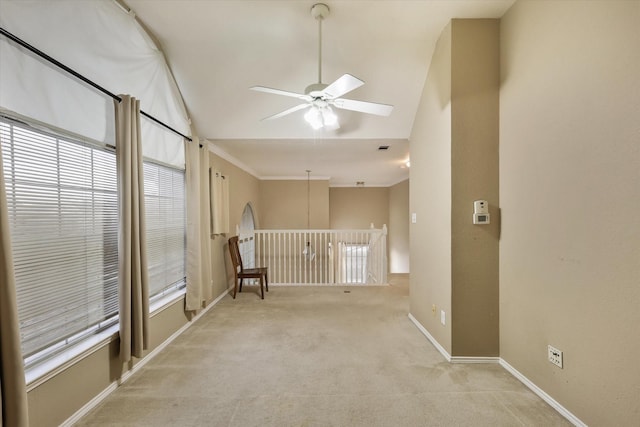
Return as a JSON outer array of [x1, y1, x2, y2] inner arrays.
[[2, 114, 188, 371], [238, 203, 256, 269], [340, 243, 368, 284], [1, 117, 118, 367], [143, 161, 186, 301]]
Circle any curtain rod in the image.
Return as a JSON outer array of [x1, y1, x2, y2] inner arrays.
[[0, 26, 194, 143]]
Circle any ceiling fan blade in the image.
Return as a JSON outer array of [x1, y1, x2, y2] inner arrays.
[[332, 98, 394, 116], [261, 103, 310, 121], [321, 74, 364, 99], [251, 86, 311, 101]]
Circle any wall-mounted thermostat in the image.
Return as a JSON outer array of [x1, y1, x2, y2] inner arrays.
[[473, 200, 490, 225]]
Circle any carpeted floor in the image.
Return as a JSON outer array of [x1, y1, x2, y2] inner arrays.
[[75, 275, 571, 426]]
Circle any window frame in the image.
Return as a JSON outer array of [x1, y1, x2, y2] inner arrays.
[[1, 112, 188, 385]]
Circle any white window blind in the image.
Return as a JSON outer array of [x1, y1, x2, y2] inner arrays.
[[0, 117, 118, 364], [143, 161, 186, 300]]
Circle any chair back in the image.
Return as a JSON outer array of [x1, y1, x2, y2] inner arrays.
[[228, 236, 244, 273]]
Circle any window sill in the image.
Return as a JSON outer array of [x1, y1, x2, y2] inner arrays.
[[26, 289, 186, 391], [25, 324, 119, 391], [150, 287, 186, 316]]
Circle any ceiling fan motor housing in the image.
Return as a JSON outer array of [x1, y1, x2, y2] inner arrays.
[[249, 1, 393, 122], [311, 3, 330, 20], [305, 82, 329, 98]]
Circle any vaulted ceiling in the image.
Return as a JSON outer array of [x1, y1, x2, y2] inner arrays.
[[125, 0, 514, 185]]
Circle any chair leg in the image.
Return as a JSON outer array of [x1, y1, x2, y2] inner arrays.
[[265, 273, 269, 292], [233, 277, 238, 299], [260, 276, 264, 299], [239, 278, 243, 292]]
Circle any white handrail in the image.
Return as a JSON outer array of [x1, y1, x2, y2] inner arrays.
[[237, 228, 388, 285]]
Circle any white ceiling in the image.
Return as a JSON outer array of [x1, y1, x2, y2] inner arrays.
[[125, 0, 514, 185]]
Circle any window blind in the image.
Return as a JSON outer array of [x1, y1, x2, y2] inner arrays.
[[0, 118, 118, 363], [143, 161, 186, 300]]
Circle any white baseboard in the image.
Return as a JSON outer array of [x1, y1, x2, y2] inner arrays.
[[61, 288, 230, 427], [450, 356, 500, 364], [499, 359, 586, 427], [408, 313, 452, 361], [407, 313, 585, 426], [59, 382, 118, 427]]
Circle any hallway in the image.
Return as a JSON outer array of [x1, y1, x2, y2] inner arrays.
[[76, 277, 571, 426]]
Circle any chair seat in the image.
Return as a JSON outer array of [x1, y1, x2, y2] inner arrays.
[[238, 267, 268, 277]]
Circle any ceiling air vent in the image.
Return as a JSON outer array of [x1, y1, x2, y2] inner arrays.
[[378, 145, 390, 151]]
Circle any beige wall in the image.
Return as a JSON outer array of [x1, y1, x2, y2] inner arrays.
[[410, 19, 500, 357], [499, 1, 640, 425], [209, 152, 262, 297], [450, 19, 500, 356], [389, 180, 409, 274], [329, 187, 389, 229], [409, 22, 453, 352], [259, 180, 329, 229], [26, 150, 262, 427], [27, 300, 189, 427]]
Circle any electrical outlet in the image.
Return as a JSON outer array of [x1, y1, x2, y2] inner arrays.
[[440, 310, 446, 325], [548, 345, 563, 368]]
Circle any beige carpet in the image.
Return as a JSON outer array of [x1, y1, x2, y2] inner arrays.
[[76, 276, 571, 426]]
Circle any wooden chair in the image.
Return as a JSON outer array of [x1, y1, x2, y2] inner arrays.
[[228, 236, 269, 299]]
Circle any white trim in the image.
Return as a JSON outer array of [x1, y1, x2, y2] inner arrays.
[[329, 184, 394, 188], [60, 288, 230, 427], [499, 359, 587, 427], [0, 108, 111, 150], [121, 288, 230, 384], [407, 314, 587, 426], [206, 141, 260, 178], [26, 325, 119, 391], [194, 288, 231, 321], [330, 176, 409, 188], [59, 381, 119, 427], [204, 140, 409, 187], [450, 356, 500, 364], [252, 228, 385, 234], [27, 289, 185, 390], [268, 283, 389, 287], [408, 313, 452, 362], [261, 175, 331, 181], [387, 175, 410, 187], [149, 288, 186, 316]]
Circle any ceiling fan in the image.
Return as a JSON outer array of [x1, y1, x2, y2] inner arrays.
[[250, 3, 394, 129]]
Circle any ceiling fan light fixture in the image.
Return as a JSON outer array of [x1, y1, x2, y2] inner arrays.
[[322, 106, 338, 127], [250, 2, 393, 124], [304, 105, 339, 129], [304, 107, 323, 129]]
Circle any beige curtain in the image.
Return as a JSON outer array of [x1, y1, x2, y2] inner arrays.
[[211, 169, 229, 235], [115, 95, 149, 362], [185, 139, 213, 311], [0, 147, 29, 426]]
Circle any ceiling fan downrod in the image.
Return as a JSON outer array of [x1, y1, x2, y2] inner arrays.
[[311, 3, 330, 87], [249, 1, 393, 124]]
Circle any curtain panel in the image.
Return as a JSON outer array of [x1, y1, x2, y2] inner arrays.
[[211, 169, 229, 235], [185, 140, 213, 311], [0, 147, 29, 426], [115, 96, 150, 362], [199, 145, 213, 305]]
